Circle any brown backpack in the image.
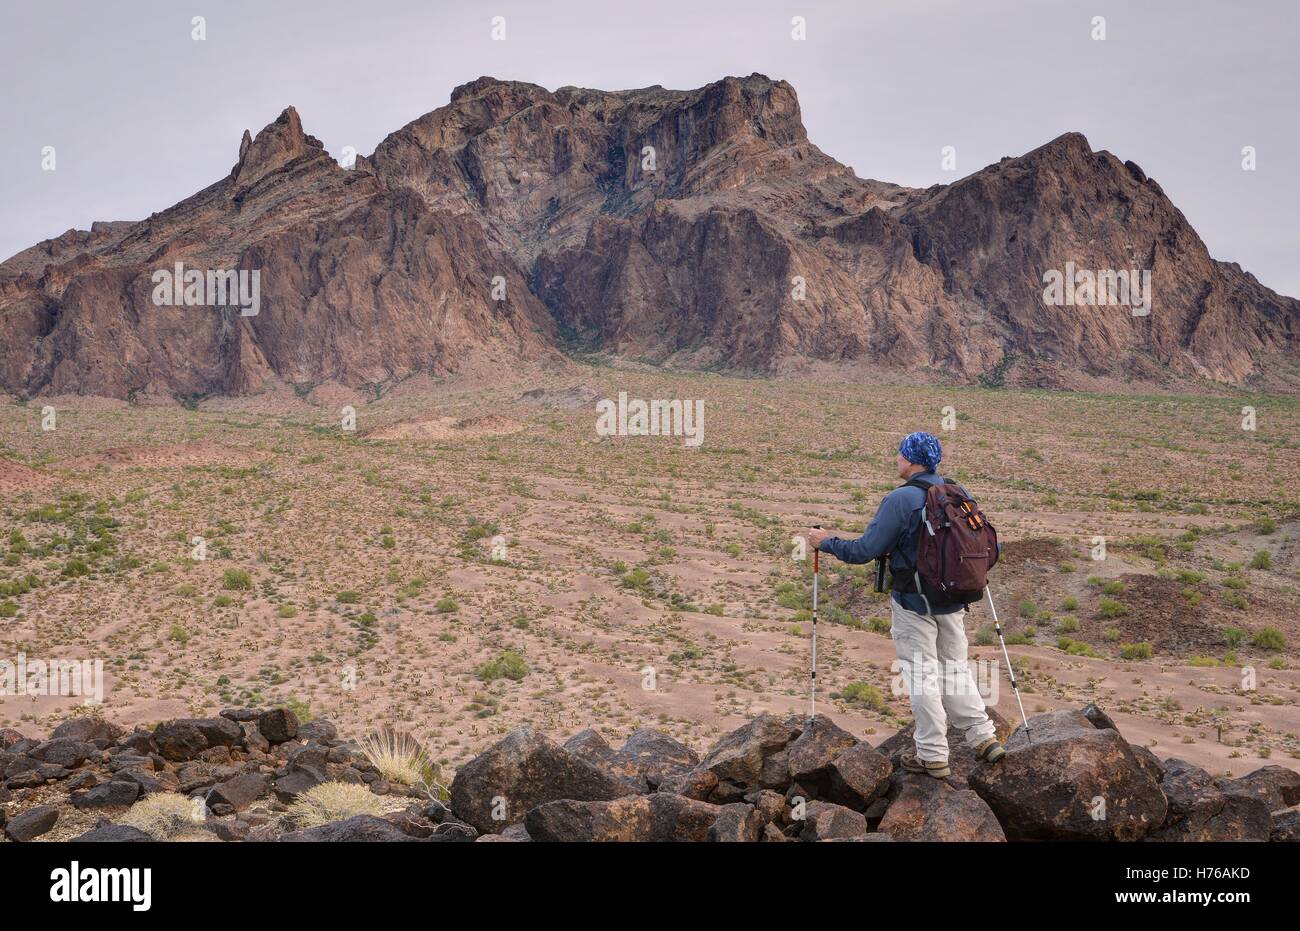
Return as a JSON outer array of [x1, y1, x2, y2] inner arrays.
[[904, 478, 998, 609]]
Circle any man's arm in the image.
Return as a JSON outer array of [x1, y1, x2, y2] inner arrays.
[[815, 491, 908, 565]]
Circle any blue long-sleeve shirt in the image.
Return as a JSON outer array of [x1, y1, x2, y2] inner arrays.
[[819, 471, 963, 615]]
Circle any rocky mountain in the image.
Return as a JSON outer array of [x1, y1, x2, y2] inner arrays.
[[3, 74, 1297, 399], [3, 705, 1298, 842]]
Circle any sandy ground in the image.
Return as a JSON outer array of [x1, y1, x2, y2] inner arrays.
[[0, 372, 1296, 780]]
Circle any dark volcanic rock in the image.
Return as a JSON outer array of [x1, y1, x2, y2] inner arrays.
[[1217, 766, 1300, 812], [707, 802, 765, 842], [257, 708, 300, 744], [525, 793, 722, 842], [51, 717, 123, 744], [280, 815, 422, 842], [4, 804, 59, 842], [786, 716, 858, 787], [1145, 758, 1270, 842], [608, 728, 699, 789], [826, 741, 893, 810], [562, 728, 615, 767], [206, 772, 269, 812], [29, 737, 95, 768], [877, 774, 1006, 842], [968, 709, 1167, 841], [696, 714, 803, 788], [72, 780, 141, 809], [152, 721, 208, 761], [73, 821, 154, 842], [1271, 806, 1300, 842], [799, 800, 869, 841], [449, 727, 636, 834]]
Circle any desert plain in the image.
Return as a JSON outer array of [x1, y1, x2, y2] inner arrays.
[[1, 366, 1297, 793]]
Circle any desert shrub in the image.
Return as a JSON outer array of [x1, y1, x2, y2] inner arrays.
[[1249, 550, 1271, 570], [1061, 595, 1079, 611], [1057, 615, 1079, 633], [1099, 598, 1128, 618], [212, 595, 233, 608], [336, 590, 360, 604], [0, 600, 17, 618], [1119, 642, 1154, 661], [705, 603, 724, 616], [1257, 516, 1276, 535], [975, 625, 996, 646], [1222, 626, 1247, 648], [838, 681, 887, 712], [287, 781, 391, 828], [117, 792, 205, 839], [1018, 599, 1036, 618], [222, 568, 252, 590], [1252, 627, 1286, 651], [1222, 575, 1247, 590], [1101, 580, 1125, 595], [277, 603, 299, 618], [435, 597, 458, 613], [477, 650, 528, 682], [1058, 638, 1100, 658], [168, 623, 190, 643], [359, 730, 441, 791], [1104, 627, 1121, 642], [1188, 656, 1220, 667], [1176, 570, 1206, 584]]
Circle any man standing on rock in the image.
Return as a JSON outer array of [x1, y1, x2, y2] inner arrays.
[[804, 432, 1005, 778]]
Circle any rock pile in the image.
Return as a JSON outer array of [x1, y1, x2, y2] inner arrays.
[[2, 704, 1297, 842]]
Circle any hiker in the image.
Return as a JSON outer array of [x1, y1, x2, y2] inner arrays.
[[804, 431, 1005, 777]]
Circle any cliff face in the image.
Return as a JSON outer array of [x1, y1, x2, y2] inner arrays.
[[2, 74, 1297, 399]]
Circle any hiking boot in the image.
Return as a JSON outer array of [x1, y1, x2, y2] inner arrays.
[[975, 738, 1006, 763], [900, 751, 951, 778]]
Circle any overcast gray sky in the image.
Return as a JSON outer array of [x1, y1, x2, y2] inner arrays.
[[3, 0, 1297, 296]]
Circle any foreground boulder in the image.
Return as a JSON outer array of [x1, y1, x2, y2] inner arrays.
[[1146, 758, 1271, 842], [525, 793, 722, 842], [450, 727, 637, 834], [4, 804, 59, 842], [968, 710, 1167, 841], [877, 774, 1006, 842], [1217, 765, 1300, 812], [696, 714, 803, 790]]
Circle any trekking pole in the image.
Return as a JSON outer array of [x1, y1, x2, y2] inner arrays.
[[985, 586, 1031, 744], [810, 526, 821, 722]]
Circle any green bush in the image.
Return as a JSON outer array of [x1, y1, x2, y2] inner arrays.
[[1252, 627, 1286, 651], [1099, 598, 1128, 618], [1061, 595, 1079, 611], [222, 568, 253, 591], [0, 600, 18, 618], [477, 650, 529, 682], [838, 681, 887, 712], [435, 597, 459, 613], [1222, 626, 1247, 648], [1249, 550, 1271, 570], [336, 591, 360, 604], [1119, 642, 1153, 661]]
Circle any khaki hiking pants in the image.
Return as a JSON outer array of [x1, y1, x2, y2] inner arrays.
[[890, 599, 996, 763]]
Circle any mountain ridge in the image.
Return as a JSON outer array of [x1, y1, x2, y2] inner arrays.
[[3, 73, 1297, 399]]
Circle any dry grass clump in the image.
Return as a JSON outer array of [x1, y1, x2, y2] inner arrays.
[[359, 730, 444, 795], [286, 781, 392, 828], [117, 792, 207, 839]]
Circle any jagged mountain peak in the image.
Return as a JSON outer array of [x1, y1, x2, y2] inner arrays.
[[1, 75, 1296, 400]]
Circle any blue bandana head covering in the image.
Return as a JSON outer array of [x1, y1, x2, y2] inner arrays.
[[899, 431, 942, 473]]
